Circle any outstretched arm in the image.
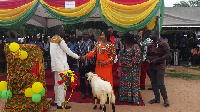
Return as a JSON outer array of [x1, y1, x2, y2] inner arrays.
[[60, 40, 80, 60]]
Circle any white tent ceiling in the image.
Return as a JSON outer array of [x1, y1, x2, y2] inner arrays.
[[26, 4, 64, 28], [26, 4, 103, 28]]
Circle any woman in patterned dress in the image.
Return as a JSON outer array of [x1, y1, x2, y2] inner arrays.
[[118, 33, 144, 105], [83, 30, 116, 89]]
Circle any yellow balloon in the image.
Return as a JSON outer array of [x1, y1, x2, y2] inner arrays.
[[9, 42, 20, 52], [0, 81, 7, 91], [20, 50, 28, 60], [32, 82, 43, 93], [25, 87, 34, 97]]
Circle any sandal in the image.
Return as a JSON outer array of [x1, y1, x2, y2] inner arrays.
[[148, 99, 160, 104]]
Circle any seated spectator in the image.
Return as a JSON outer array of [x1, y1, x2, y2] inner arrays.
[[191, 46, 200, 65]]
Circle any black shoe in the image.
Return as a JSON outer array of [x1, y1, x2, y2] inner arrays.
[[164, 99, 169, 107], [57, 105, 71, 109], [148, 88, 153, 90], [148, 99, 160, 104], [140, 87, 145, 90], [81, 94, 86, 99]]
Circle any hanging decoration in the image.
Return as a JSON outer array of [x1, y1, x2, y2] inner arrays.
[[0, 0, 38, 28], [39, 0, 98, 24], [0, 0, 165, 32], [147, 16, 157, 30], [99, 0, 165, 32]]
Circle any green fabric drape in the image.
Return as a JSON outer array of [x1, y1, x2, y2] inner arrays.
[[0, 0, 38, 28], [99, 0, 163, 33], [39, 0, 99, 24]]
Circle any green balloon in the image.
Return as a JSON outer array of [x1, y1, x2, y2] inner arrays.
[[2, 90, 12, 99], [32, 93, 41, 102], [39, 88, 45, 97], [0, 91, 2, 99]]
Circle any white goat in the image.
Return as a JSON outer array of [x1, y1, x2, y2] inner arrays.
[[86, 72, 115, 112]]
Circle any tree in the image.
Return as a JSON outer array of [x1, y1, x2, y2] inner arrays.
[[173, 0, 200, 7]]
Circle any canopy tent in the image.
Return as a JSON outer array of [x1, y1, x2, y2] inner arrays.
[[0, 0, 165, 32], [26, 4, 64, 28], [26, 4, 103, 28]]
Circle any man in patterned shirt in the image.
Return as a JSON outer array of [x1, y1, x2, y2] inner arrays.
[[74, 30, 96, 99]]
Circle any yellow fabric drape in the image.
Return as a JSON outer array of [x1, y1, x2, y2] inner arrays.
[[101, 0, 159, 26], [147, 16, 157, 30], [39, 0, 96, 17], [0, 0, 36, 21]]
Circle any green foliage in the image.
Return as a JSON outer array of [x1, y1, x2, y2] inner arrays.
[[63, 21, 107, 34], [184, 65, 200, 71], [169, 70, 176, 72], [0, 21, 108, 36], [166, 73, 200, 80], [173, 0, 200, 7], [0, 24, 44, 37]]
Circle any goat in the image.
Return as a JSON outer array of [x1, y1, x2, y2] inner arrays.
[[86, 72, 115, 112]]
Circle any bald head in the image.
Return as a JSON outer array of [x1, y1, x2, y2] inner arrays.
[[55, 25, 64, 37]]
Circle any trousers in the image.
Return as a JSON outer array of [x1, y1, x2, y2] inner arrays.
[[79, 65, 95, 95], [140, 61, 150, 88], [54, 71, 66, 106], [149, 69, 168, 101]]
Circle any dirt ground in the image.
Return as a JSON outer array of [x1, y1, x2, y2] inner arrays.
[[1, 66, 200, 112]]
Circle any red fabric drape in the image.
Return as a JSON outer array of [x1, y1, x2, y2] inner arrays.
[[30, 62, 40, 78], [110, 0, 149, 5], [142, 27, 146, 41], [0, 0, 33, 9], [43, 0, 90, 7]]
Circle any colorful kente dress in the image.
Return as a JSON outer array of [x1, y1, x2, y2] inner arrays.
[[118, 45, 144, 105]]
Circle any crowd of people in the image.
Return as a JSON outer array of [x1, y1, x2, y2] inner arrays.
[[0, 25, 171, 110], [48, 25, 170, 109]]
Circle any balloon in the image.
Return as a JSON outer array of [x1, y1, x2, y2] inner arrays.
[[9, 42, 20, 52], [32, 82, 43, 93], [0, 91, 2, 99], [39, 88, 45, 97], [0, 81, 7, 91], [25, 88, 34, 97], [20, 50, 28, 60], [1, 90, 12, 99], [32, 93, 41, 102]]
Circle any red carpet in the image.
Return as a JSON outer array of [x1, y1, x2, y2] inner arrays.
[[0, 69, 145, 106]]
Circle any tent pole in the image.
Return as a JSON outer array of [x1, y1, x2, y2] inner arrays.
[[158, 8, 161, 39], [45, 18, 48, 34]]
